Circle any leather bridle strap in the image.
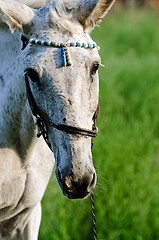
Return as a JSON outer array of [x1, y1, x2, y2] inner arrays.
[[49, 122, 97, 138], [25, 73, 97, 141]]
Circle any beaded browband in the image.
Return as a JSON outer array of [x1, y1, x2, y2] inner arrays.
[[29, 38, 99, 67]]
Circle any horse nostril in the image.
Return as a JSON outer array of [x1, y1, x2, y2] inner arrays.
[[57, 169, 72, 189], [90, 172, 96, 189]]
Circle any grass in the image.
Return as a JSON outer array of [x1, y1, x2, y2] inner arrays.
[[39, 8, 159, 240]]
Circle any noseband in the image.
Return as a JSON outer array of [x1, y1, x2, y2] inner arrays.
[[24, 37, 98, 149]]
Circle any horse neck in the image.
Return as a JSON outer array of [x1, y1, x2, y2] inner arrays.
[[0, 27, 36, 158], [0, 27, 20, 71]]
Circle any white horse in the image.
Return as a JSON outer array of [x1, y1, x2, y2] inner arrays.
[[0, 0, 115, 239]]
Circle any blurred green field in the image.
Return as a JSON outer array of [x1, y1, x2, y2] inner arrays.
[[39, 8, 159, 240]]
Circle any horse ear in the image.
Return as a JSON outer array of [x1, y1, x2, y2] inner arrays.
[[77, 0, 116, 31], [0, 0, 35, 33]]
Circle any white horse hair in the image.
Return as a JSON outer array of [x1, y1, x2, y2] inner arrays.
[[0, 0, 115, 239]]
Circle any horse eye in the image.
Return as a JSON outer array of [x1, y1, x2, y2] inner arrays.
[[25, 68, 40, 83], [21, 35, 29, 50], [90, 63, 99, 76]]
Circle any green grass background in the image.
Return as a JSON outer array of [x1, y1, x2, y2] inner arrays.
[[39, 8, 159, 240]]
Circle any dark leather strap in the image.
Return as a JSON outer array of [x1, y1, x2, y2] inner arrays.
[[49, 122, 97, 138], [25, 73, 97, 139]]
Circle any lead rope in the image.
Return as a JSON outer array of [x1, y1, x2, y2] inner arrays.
[[90, 192, 98, 240]]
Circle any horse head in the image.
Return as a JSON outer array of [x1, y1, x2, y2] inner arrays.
[[0, 0, 115, 199]]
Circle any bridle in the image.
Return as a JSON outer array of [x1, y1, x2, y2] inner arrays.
[[24, 36, 98, 239], [24, 37, 99, 149], [25, 71, 98, 150]]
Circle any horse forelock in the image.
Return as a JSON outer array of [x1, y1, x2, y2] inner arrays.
[[44, 0, 79, 33]]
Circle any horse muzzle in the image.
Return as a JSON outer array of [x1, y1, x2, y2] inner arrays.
[[56, 166, 97, 199]]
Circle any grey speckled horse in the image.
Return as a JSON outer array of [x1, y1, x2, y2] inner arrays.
[[0, 0, 115, 239]]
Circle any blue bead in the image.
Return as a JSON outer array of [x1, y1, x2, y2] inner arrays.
[[70, 42, 73, 47], [87, 43, 91, 48], [60, 43, 64, 47], [92, 44, 96, 48], [61, 48, 67, 66], [51, 41, 55, 47], [76, 42, 79, 47], [44, 40, 48, 45], [81, 43, 85, 48], [30, 39, 35, 44], [62, 58, 67, 66], [61, 47, 64, 52], [37, 40, 42, 45]]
